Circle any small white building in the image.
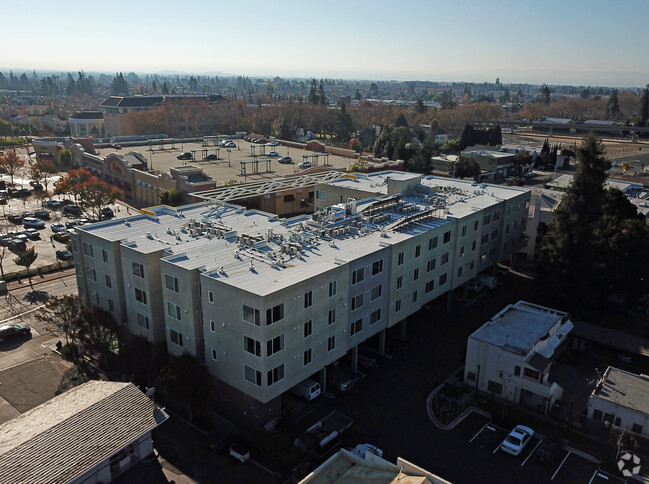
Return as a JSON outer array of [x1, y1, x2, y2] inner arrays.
[[0, 380, 169, 484], [464, 300, 573, 414], [588, 367, 649, 437]]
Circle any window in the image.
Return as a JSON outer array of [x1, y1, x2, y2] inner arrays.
[[372, 259, 383, 275], [88, 290, 98, 304], [429, 236, 438, 250], [169, 329, 183, 347], [443, 231, 451, 243], [491, 229, 499, 240], [413, 268, 419, 281], [304, 291, 313, 308], [441, 253, 449, 265], [462, 225, 467, 237], [370, 284, 382, 301], [351, 318, 363, 336], [132, 261, 144, 278], [134, 288, 147, 305], [494, 212, 500, 221], [210, 320, 215, 332], [484, 214, 491, 225], [328, 309, 336, 325], [245, 365, 262, 386], [316, 190, 326, 201], [167, 302, 181, 320], [395, 299, 402, 312], [212, 349, 217, 361], [266, 335, 284, 356], [352, 267, 365, 284], [266, 303, 285, 326], [592, 409, 603, 421], [165, 274, 179, 292], [105, 274, 111, 288], [108, 299, 114, 312], [267, 364, 285, 386], [208, 291, 214, 303], [83, 242, 93, 257], [472, 240, 477, 251], [457, 267, 463, 277], [439, 273, 447, 285], [86, 267, 96, 281], [460, 246, 465, 257], [415, 245, 421, 258], [427, 259, 436, 272], [514, 366, 521, 376], [397, 251, 404, 265], [474, 220, 479, 231], [466, 371, 476, 381], [137, 313, 149, 329], [604, 413, 614, 424], [304, 320, 312, 337], [412, 291, 418, 303], [102, 249, 108, 263], [487, 380, 502, 394], [243, 305, 261, 326], [327, 335, 336, 352], [329, 280, 337, 297], [351, 293, 364, 311], [425, 280, 434, 293], [523, 367, 541, 381], [396, 276, 403, 289], [370, 308, 381, 325], [304, 348, 312, 366], [632, 423, 643, 434], [238, 336, 260, 359]]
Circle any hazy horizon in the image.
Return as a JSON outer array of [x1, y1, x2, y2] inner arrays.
[[4, 0, 648, 89]]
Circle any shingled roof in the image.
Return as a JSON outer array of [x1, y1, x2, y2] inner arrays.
[[0, 380, 169, 484]]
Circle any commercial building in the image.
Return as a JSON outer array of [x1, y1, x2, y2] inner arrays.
[[464, 300, 574, 414], [0, 380, 168, 484], [71, 172, 530, 422], [69, 110, 105, 138], [588, 366, 649, 437]]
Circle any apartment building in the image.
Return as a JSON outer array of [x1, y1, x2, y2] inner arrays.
[[71, 173, 530, 421]]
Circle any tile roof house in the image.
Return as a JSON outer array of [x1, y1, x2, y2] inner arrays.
[[0, 380, 168, 484]]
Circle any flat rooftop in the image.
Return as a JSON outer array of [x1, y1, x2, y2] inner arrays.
[[470, 301, 570, 356], [592, 367, 649, 415]]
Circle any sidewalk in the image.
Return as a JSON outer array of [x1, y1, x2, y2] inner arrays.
[[3, 266, 76, 292]]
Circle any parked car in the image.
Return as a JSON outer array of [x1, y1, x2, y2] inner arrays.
[[52, 231, 71, 243], [34, 210, 50, 220], [56, 249, 74, 261], [8, 239, 26, 251], [501, 425, 535, 456], [0, 197, 7, 205], [298, 161, 312, 169], [22, 217, 46, 229], [329, 367, 353, 393], [203, 154, 218, 160], [177, 152, 193, 160], [7, 214, 23, 224], [46, 199, 62, 209], [266, 151, 278, 157], [535, 437, 563, 464], [62, 204, 82, 216], [350, 443, 383, 459], [289, 378, 321, 401], [51, 223, 66, 233], [228, 443, 250, 463], [23, 228, 40, 240], [100, 207, 115, 219], [0, 323, 31, 342], [225, 141, 236, 148], [357, 353, 379, 369], [266, 141, 278, 146], [278, 156, 292, 164], [467, 280, 483, 292]]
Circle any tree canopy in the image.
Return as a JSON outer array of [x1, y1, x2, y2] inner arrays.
[[538, 135, 649, 316], [54, 169, 123, 219]]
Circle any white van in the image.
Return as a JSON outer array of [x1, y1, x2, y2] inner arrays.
[[477, 273, 498, 290], [289, 378, 321, 401]]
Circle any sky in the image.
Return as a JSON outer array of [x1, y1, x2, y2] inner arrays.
[[3, 0, 648, 87]]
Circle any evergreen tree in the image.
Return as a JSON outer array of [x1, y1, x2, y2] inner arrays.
[[540, 84, 551, 104], [639, 86, 649, 127], [394, 113, 409, 128], [110, 73, 128, 96], [606, 89, 619, 119], [318, 79, 327, 105], [307, 78, 318, 104]]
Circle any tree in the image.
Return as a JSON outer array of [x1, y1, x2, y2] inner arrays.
[[29, 160, 58, 193], [110, 72, 129, 96], [159, 353, 212, 422], [0, 150, 25, 186], [307, 79, 318, 104], [538, 135, 648, 315], [394, 113, 409, 128], [160, 188, 183, 206], [540, 85, 551, 104], [77, 305, 119, 369], [36, 295, 83, 345], [638, 86, 649, 127], [13, 247, 38, 288], [334, 103, 354, 142], [512, 151, 533, 175], [449, 155, 481, 179], [414, 99, 427, 114], [317, 80, 327, 105], [606, 89, 619, 119], [58, 149, 72, 168], [54, 169, 123, 219]]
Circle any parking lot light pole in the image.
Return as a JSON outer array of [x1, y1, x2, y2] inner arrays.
[[227, 149, 231, 167]]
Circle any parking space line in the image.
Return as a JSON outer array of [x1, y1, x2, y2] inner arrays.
[[469, 422, 491, 443], [521, 439, 543, 466], [551, 451, 570, 480], [493, 438, 505, 454]]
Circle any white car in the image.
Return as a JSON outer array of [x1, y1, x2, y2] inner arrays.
[[298, 161, 312, 169], [22, 217, 45, 229], [501, 425, 534, 456]]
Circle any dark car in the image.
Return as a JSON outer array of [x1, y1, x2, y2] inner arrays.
[[52, 231, 71, 243], [23, 228, 41, 240], [203, 154, 219, 161], [278, 156, 292, 164], [100, 207, 115, 219], [8, 239, 26, 251], [62, 204, 82, 216], [56, 249, 74, 261], [7, 214, 23, 224], [0, 323, 31, 342], [46, 199, 62, 209], [329, 367, 354, 393], [0, 197, 6, 205], [34, 210, 50, 220], [535, 437, 563, 464], [177, 152, 193, 160]]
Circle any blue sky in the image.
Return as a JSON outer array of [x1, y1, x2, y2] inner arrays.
[[3, 0, 648, 87]]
